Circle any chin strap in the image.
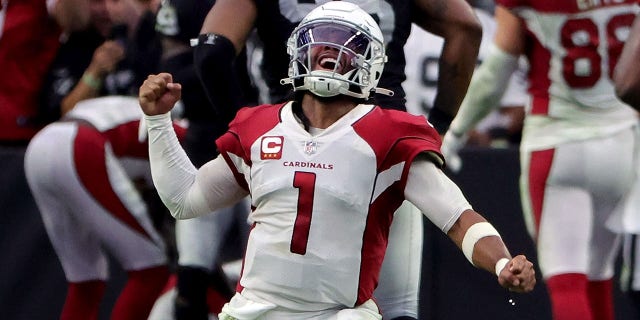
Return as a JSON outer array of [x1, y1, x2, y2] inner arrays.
[[373, 87, 394, 97], [280, 78, 293, 85], [281, 77, 395, 99]]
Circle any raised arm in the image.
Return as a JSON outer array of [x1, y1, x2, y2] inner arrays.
[[412, 0, 482, 134], [139, 73, 248, 219], [199, 0, 257, 53], [193, 0, 258, 124]]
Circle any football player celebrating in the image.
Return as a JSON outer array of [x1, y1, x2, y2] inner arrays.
[[140, 2, 536, 319]]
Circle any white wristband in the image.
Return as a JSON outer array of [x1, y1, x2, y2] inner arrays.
[[461, 222, 501, 265], [495, 258, 510, 277]]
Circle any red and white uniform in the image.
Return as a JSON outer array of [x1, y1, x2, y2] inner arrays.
[[24, 96, 184, 282], [501, 0, 640, 151], [496, 0, 640, 281], [250, 2, 423, 315], [146, 102, 472, 319], [0, 0, 62, 141]]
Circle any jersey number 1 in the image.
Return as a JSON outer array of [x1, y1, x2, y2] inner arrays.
[[291, 171, 316, 254]]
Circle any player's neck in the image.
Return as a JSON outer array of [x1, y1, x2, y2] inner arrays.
[[301, 94, 357, 129]]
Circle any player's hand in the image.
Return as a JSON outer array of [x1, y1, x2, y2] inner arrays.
[[441, 130, 467, 173], [497, 255, 536, 293], [87, 40, 125, 76], [139, 73, 182, 116]]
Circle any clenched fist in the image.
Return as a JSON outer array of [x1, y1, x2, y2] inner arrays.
[[496, 255, 536, 293], [139, 73, 182, 116]]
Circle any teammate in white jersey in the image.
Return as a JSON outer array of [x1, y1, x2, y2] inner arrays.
[[139, 3, 536, 319], [24, 96, 187, 320], [403, 6, 528, 153], [441, 1, 640, 319]]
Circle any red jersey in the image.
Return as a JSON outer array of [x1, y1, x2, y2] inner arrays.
[[0, 0, 61, 142]]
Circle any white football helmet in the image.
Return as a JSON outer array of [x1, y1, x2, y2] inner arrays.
[[280, 1, 391, 99]]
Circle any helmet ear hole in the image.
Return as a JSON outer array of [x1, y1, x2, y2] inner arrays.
[[280, 1, 389, 99]]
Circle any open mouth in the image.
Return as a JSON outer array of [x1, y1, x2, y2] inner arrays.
[[319, 56, 342, 71], [315, 49, 352, 74]]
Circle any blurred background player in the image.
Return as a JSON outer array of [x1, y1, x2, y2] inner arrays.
[[24, 96, 187, 320], [441, 1, 640, 319], [102, 0, 163, 95], [191, 1, 482, 319], [0, 1, 92, 318], [403, 0, 527, 153], [22, 0, 180, 319], [38, 0, 125, 122], [0, 0, 90, 142], [39, 0, 163, 124]]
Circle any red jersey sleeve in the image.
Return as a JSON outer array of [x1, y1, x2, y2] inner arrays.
[[352, 107, 443, 170], [216, 103, 284, 161], [215, 103, 285, 189], [352, 106, 443, 200]]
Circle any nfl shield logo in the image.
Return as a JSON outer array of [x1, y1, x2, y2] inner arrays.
[[303, 141, 317, 155]]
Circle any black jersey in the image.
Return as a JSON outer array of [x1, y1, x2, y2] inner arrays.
[[39, 11, 161, 125], [253, 0, 412, 110]]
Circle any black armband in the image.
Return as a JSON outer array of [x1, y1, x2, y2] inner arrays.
[[193, 33, 243, 124], [427, 106, 455, 135]]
